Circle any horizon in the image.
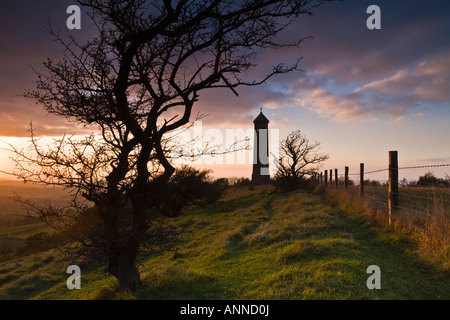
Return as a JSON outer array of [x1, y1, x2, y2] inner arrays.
[[1, 0, 450, 182], [0, 0, 449, 303]]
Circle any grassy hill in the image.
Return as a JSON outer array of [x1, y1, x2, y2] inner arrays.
[[0, 222, 54, 251], [0, 186, 449, 300]]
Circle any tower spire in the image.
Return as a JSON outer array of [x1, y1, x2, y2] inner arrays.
[[252, 110, 270, 185]]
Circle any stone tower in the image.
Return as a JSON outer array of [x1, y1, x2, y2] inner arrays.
[[251, 109, 270, 184]]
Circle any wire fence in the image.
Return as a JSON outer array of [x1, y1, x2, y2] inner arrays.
[[314, 153, 450, 224], [345, 163, 450, 177]]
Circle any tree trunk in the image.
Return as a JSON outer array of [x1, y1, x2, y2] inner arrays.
[[117, 245, 141, 292], [106, 241, 141, 292], [103, 201, 142, 292]]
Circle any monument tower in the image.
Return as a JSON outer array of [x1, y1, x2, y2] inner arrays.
[[251, 109, 270, 184]]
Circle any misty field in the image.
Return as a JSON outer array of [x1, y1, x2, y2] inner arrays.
[[0, 185, 449, 300], [0, 180, 73, 227]]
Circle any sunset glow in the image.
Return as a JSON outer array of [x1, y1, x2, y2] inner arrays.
[[1, 0, 450, 181]]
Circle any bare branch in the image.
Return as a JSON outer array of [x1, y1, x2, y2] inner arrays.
[[274, 130, 329, 189], [11, 0, 334, 291]]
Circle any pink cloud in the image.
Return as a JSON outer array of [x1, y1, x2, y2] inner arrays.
[[416, 52, 450, 74], [357, 51, 450, 102], [295, 88, 378, 123]]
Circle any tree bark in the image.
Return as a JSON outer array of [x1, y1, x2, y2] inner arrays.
[[103, 198, 142, 292], [117, 242, 141, 292], [106, 240, 141, 292]]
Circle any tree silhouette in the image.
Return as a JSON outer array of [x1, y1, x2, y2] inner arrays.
[[10, 0, 333, 291], [417, 171, 447, 187], [274, 130, 329, 189]]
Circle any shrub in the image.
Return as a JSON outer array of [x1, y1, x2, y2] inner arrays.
[[417, 172, 449, 187], [228, 177, 251, 186], [159, 165, 228, 217], [15, 230, 74, 256], [15, 232, 53, 256]]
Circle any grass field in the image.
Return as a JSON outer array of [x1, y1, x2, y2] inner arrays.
[[0, 186, 449, 300], [328, 184, 450, 271], [362, 185, 450, 213]]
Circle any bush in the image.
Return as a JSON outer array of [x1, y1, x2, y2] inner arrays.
[[364, 179, 381, 186], [160, 165, 228, 217], [15, 230, 73, 256], [15, 232, 53, 256], [272, 175, 312, 191], [417, 172, 449, 187], [228, 177, 251, 186]]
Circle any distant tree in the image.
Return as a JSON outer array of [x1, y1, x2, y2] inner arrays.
[[445, 174, 450, 186], [274, 130, 329, 190], [229, 177, 252, 186], [399, 177, 408, 187], [417, 172, 447, 187], [7, 0, 334, 291], [364, 179, 381, 187], [337, 176, 354, 186], [408, 180, 417, 187], [399, 177, 417, 187]]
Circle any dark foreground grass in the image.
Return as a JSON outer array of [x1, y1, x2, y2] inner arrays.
[[0, 188, 449, 299]]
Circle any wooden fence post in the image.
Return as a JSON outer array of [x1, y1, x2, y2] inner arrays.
[[344, 166, 349, 190], [389, 151, 399, 226], [325, 170, 328, 187], [360, 163, 364, 197], [320, 172, 323, 184], [329, 169, 332, 185], [335, 169, 338, 188]]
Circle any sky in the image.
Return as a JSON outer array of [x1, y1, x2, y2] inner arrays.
[[0, 0, 450, 182]]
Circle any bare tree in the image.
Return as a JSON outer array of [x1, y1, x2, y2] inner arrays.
[[274, 130, 329, 189], [8, 0, 333, 291]]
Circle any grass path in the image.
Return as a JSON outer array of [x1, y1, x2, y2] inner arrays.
[[0, 188, 449, 299]]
